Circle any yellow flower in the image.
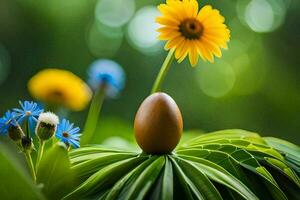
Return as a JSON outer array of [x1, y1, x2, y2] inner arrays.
[[156, 0, 230, 66], [28, 69, 92, 111]]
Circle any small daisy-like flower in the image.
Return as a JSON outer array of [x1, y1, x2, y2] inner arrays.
[[55, 118, 81, 148], [36, 112, 59, 140], [0, 111, 16, 135], [13, 101, 44, 129], [88, 59, 125, 98], [156, 0, 230, 66], [28, 69, 92, 111]]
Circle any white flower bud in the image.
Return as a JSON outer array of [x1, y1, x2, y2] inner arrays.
[[36, 112, 59, 140]]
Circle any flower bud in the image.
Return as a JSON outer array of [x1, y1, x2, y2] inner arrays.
[[36, 112, 59, 140], [134, 92, 183, 154], [21, 136, 33, 151], [8, 125, 23, 141]]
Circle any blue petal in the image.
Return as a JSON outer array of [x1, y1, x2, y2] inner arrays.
[[55, 118, 81, 148], [87, 59, 126, 98]]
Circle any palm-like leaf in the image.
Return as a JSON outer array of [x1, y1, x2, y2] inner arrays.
[[64, 129, 300, 200]]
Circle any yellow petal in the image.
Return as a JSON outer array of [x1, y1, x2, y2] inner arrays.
[[189, 42, 199, 66], [197, 41, 214, 62], [156, 17, 178, 26], [158, 30, 181, 41], [197, 5, 213, 21], [165, 36, 185, 50], [175, 40, 188, 59], [176, 40, 190, 62]]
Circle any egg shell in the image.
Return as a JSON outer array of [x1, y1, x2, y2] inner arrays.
[[134, 92, 183, 154]]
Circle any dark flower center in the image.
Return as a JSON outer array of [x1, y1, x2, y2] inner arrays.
[[63, 132, 69, 138], [47, 90, 65, 104], [40, 122, 55, 129], [179, 18, 203, 40]]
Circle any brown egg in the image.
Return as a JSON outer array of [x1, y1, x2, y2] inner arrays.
[[134, 92, 183, 154]]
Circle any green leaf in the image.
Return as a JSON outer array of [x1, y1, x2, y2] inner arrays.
[[174, 156, 223, 200], [184, 129, 264, 146], [179, 155, 259, 200], [161, 156, 173, 200], [264, 137, 300, 157], [264, 157, 300, 187], [64, 156, 146, 199], [178, 148, 250, 181], [106, 156, 158, 200], [255, 167, 287, 200], [170, 156, 201, 200], [36, 142, 74, 200], [0, 142, 44, 200], [262, 159, 300, 199], [63, 130, 300, 200], [177, 146, 287, 200], [69, 146, 136, 158], [264, 137, 300, 174], [124, 156, 165, 200], [71, 152, 136, 179], [184, 139, 284, 161]]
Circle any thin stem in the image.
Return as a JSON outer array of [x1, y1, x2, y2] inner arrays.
[[24, 151, 36, 182], [81, 87, 106, 145], [46, 103, 69, 119], [51, 136, 56, 146], [151, 49, 175, 93], [16, 140, 23, 152], [35, 140, 45, 172], [25, 118, 30, 138]]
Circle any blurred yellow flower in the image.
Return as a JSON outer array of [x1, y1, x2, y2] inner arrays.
[[28, 69, 92, 111], [156, 0, 230, 66]]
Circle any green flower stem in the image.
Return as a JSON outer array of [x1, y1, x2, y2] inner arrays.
[[35, 140, 45, 172], [25, 119, 30, 138], [151, 49, 175, 93], [46, 104, 69, 118], [51, 137, 57, 146], [16, 140, 23, 151], [81, 87, 106, 145], [24, 151, 36, 182]]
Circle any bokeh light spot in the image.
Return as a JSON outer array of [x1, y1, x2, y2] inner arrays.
[[127, 6, 163, 55], [241, 0, 287, 33], [227, 39, 267, 96], [87, 22, 123, 57], [196, 61, 235, 98], [245, 0, 274, 32], [95, 0, 135, 28]]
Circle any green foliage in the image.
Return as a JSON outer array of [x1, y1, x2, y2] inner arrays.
[[0, 142, 45, 200], [264, 137, 300, 175], [65, 129, 300, 200], [36, 142, 75, 200]]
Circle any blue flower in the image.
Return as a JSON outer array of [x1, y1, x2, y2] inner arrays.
[[0, 111, 16, 135], [55, 118, 81, 148], [88, 59, 126, 98], [13, 101, 44, 130]]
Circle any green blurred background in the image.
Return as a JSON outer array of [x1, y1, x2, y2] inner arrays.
[[0, 0, 299, 144]]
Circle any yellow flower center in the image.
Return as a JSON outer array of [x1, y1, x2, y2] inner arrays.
[[179, 18, 203, 40], [63, 132, 69, 138], [25, 111, 31, 116]]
